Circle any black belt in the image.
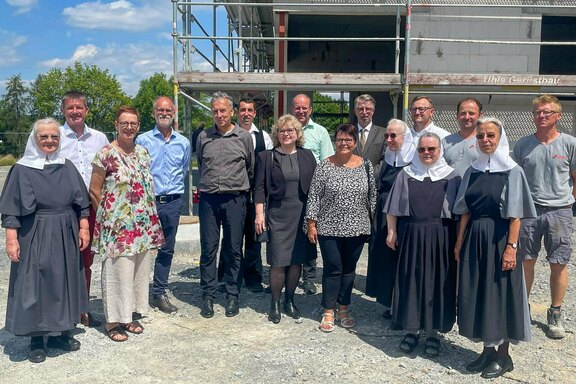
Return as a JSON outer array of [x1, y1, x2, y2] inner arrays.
[[534, 203, 572, 210], [155, 194, 181, 204]]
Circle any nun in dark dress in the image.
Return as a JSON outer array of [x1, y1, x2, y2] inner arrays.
[[385, 132, 461, 357], [0, 118, 90, 363], [453, 117, 536, 379], [365, 118, 415, 317]]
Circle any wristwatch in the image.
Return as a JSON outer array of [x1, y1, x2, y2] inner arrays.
[[506, 242, 518, 249]]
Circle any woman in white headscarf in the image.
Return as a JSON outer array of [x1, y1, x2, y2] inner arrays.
[[384, 132, 461, 357], [453, 117, 536, 379], [365, 119, 415, 317], [0, 118, 90, 363]]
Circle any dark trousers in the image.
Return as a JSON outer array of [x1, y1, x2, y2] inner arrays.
[[81, 206, 97, 296], [217, 198, 262, 287], [200, 192, 247, 299], [302, 258, 316, 282], [152, 197, 182, 296], [318, 235, 366, 309]]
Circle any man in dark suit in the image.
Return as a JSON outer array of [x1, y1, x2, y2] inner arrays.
[[352, 94, 386, 179]]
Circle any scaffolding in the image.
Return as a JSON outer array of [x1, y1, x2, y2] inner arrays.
[[172, 0, 576, 136]]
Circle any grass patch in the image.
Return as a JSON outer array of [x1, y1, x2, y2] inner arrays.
[[0, 155, 16, 166]]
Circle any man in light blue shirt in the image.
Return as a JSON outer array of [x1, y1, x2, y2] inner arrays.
[[136, 96, 190, 314], [291, 93, 334, 295]]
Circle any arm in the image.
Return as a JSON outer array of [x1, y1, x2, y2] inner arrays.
[[502, 217, 520, 271], [89, 165, 106, 209], [385, 214, 398, 250], [255, 203, 266, 235], [571, 171, 576, 200], [78, 217, 90, 251], [5, 228, 20, 263], [454, 212, 470, 262], [320, 130, 335, 161], [307, 219, 318, 244]]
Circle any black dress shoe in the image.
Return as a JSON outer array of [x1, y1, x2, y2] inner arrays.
[[47, 334, 81, 352], [200, 298, 214, 318], [302, 281, 317, 295], [225, 297, 240, 317], [466, 349, 496, 373], [268, 300, 281, 324], [246, 283, 264, 293], [283, 298, 301, 319], [28, 337, 46, 363], [80, 312, 102, 328], [382, 308, 392, 320], [151, 294, 178, 314], [481, 355, 514, 379]]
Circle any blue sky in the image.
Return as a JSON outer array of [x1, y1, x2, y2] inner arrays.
[[0, 0, 216, 96]]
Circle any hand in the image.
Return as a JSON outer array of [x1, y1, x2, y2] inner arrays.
[[79, 228, 90, 251], [386, 231, 397, 250], [307, 226, 318, 244], [454, 241, 462, 262], [502, 248, 517, 271], [6, 238, 20, 263], [254, 214, 266, 235]]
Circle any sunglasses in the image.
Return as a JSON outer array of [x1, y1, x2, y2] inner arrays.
[[476, 133, 497, 140], [417, 146, 438, 153], [384, 133, 402, 140]]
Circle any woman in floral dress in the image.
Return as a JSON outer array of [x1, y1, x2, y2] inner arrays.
[[90, 106, 164, 342]]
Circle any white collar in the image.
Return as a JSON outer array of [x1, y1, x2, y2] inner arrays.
[[404, 143, 453, 181], [357, 122, 373, 132], [385, 128, 416, 167]]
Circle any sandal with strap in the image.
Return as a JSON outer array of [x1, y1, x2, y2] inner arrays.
[[121, 321, 144, 334], [424, 337, 441, 357], [399, 333, 419, 354], [106, 326, 128, 342], [319, 312, 335, 333], [337, 308, 356, 329]]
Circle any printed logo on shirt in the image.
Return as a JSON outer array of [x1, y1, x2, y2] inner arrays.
[[552, 154, 568, 160]]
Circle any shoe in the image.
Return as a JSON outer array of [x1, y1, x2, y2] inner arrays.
[[268, 300, 281, 324], [46, 334, 81, 351], [480, 355, 514, 379], [283, 298, 301, 319], [200, 298, 214, 318], [80, 312, 102, 328], [246, 283, 264, 293], [151, 294, 178, 314], [546, 308, 566, 339], [466, 349, 496, 373], [319, 311, 335, 333], [225, 297, 240, 317], [336, 308, 356, 329], [106, 325, 129, 342], [399, 333, 419, 354], [28, 337, 46, 363], [120, 321, 144, 334], [382, 308, 392, 320], [302, 281, 317, 295], [424, 337, 441, 358]]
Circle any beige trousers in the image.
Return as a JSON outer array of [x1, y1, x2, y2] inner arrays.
[[101, 252, 150, 324]]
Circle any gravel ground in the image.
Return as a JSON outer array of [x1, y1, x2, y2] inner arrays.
[[0, 167, 575, 383]]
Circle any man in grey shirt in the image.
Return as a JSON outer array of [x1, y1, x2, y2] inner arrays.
[[443, 98, 483, 176], [513, 94, 576, 340], [196, 91, 254, 319]]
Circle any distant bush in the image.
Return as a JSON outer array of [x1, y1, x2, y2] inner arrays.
[[0, 155, 17, 166]]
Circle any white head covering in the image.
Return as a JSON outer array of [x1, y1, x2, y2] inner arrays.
[[17, 118, 66, 170], [405, 132, 454, 181], [384, 119, 416, 167], [471, 117, 517, 172]]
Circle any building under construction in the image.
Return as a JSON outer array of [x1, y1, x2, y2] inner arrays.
[[171, 0, 576, 141]]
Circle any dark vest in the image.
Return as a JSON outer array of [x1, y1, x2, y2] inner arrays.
[[253, 129, 266, 154]]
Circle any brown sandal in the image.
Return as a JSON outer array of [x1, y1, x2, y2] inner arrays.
[[121, 321, 144, 334], [106, 326, 128, 342]]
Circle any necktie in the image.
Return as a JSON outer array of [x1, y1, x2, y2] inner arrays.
[[360, 129, 367, 149]]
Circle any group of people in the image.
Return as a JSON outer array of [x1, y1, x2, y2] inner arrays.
[[0, 91, 190, 362], [1, 90, 573, 381]]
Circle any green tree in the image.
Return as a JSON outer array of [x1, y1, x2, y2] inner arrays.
[[312, 92, 349, 134], [132, 73, 173, 131], [0, 74, 33, 155], [30, 62, 130, 132]]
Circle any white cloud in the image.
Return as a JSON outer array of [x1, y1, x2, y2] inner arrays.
[[39, 42, 177, 96], [63, 0, 172, 32], [0, 30, 28, 67], [6, 0, 37, 14]]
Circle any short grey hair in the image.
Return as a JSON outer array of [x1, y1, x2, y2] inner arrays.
[[476, 116, 503, 134], [386, 118, 408, 135], [354, 94, 376, 109], [211, 91, 234, 109], [418, 132, 441, 147], [33, 118, 60, 135]]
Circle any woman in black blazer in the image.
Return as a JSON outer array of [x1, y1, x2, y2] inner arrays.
[[254, 114, 317, 323]]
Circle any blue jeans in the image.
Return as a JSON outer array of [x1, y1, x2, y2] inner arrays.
[[152, 197, 182, 296]]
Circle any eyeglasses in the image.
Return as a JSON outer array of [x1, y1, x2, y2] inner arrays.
[[355, 107, 374, 113], [335, 138, 355, 144], [410, 107, 433, 114], [417, 146, 438, 153], [155, 108, 174, 114], [118, 121, 140, 128], [476, 132, 497, 140], [37, 134, 60, 141], [278, 128, 296, 136], [532, 110, 559, 117], [384, 133, 402, 140]]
